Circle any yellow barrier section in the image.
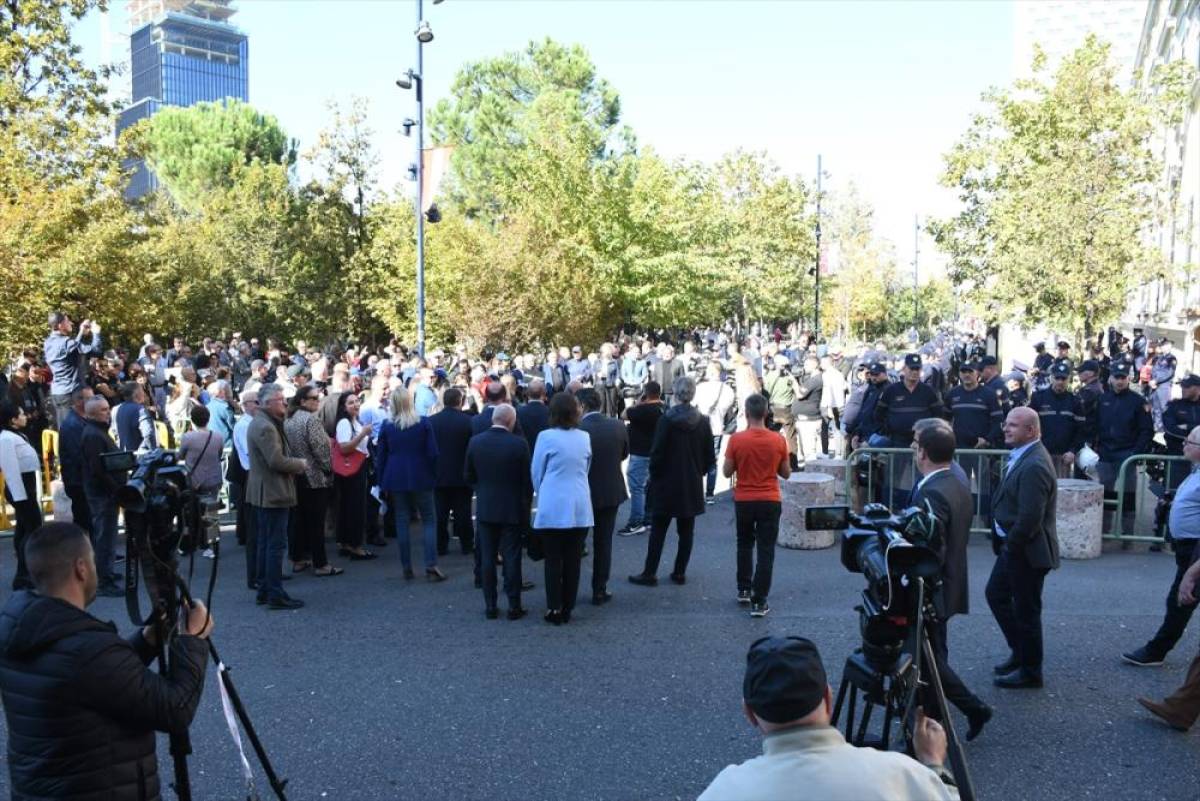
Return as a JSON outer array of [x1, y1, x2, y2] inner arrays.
[[40, 430, 58, 514], [155, 421, 170, 450], [0, 470, 10, 530]]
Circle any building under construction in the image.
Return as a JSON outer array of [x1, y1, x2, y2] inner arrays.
[[117, 0, 249, 198]]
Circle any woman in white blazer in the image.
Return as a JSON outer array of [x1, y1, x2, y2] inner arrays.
[[531, 393, 593, 625]]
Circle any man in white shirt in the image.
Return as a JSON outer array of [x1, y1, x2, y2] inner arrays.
[[698, 637, 958, 801]]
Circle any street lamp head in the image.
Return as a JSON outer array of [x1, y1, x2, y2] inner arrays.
[[401, 118, 417, 137], [406, 163, 418, 181], [416, 20, 434, 43], [395, 72, 413, 90]]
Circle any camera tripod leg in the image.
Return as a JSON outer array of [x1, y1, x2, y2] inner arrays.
[[855, 701, 875, 746], [919, 633, 977, 801], [208, 641, 289, 801], [832, 675, 850, 734], [844, 684, 857, 742]]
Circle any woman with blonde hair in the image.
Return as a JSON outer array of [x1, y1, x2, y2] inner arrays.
[[376, 386, 443, 580]]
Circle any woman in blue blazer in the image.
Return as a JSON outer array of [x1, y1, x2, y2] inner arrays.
[[376, 387, 444, 581], [531, 392, 593, 624]]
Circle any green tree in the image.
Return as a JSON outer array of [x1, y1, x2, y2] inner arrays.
[[824, 184, 894, 341], [306, 96, 377, 251], [137, 99, 295, 210], [931, 36, 1195, 342]]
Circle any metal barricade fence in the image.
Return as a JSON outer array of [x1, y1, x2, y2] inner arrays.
[[40, 429, 59, 515], [1108, 453, 1188, 543], [844, 447, 1013, 537]]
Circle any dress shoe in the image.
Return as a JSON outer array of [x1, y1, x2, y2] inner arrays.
[[561, 609, 572, 624], [966, 704, 993, 741], [544, 609, 563, 625], [669, 573, 687, 585], [507, 607, 528, 621], [485, 608, 500, 620], [403, 568, 415, 580], [1137, 697, 1192, 731], [268, 596, 304, 610], [628, 573, 658, 587], [1122, 646, 1166, 667], [994, 669, 1042, 689], [993, 655, 1020, 675], [592, 591, 613, 606], [426, 568, 448, 582]]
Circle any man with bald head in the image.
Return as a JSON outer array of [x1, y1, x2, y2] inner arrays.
[[464, 403, 532, 619], [79, 397, 124, 596], [987, 406, 1060, 689]]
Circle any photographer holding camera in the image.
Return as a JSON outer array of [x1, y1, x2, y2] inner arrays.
[[911, 419, 993, 740], [0, 522, 211, 800], [698, 636, 958, 800]]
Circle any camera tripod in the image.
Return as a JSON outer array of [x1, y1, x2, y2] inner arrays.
[[126, 515, 289, 801], [831, 580, 977, 801]]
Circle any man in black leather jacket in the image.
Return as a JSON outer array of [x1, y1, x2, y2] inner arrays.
[[0, 522, 211, 800]]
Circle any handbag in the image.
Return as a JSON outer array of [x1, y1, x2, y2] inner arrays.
[[330, 433, 367, 477]]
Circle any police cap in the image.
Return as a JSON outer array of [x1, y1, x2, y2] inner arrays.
[[1050, 362, 1071, 378], [979, 355, 998, 368], [1180, 375, 1200, 388], [959, 361, 979, 373], [866, 362, 887, 375], [1079, 359, 1100, 373], [1056, 340, 1070, 349], [1110, 363, 1131, 378], [903, 353, 922, 370]]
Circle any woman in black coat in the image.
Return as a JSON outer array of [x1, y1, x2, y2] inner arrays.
[[629, 375, 715, 586]]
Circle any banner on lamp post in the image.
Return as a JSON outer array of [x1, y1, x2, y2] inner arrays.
[[421, 146, 455, 214]]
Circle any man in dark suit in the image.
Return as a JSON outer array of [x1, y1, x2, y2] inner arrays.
[[429, 388, 476, 562], [464, 404, 531, 620], [987, 406, 1060, 689], [577, 388, 629, 605], [911, 419, 993, 740], [471, 381, 525, 437], [516, 378, 550, 454]]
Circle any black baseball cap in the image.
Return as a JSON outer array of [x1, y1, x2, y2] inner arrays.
[[959, 361, 979, 373], [743, 637, 827, 724], [1057, 340, 1070, 349], [1079, 359, 1100, 373], [1111, 363, 1131, 378], [903, 353, 921, 370], [979, 355, 998, 368], [1050, 362, 1071, 378], [866, 362, 887, 375], [1180, 375, 1200, 388]]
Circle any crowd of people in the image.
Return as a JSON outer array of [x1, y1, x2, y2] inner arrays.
[[2, 310, 1200, 799]]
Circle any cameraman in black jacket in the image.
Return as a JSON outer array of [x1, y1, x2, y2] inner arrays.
[[0, 522, 211, 801]]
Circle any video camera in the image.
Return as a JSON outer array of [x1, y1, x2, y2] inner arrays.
[[102, 448, 215, 559]]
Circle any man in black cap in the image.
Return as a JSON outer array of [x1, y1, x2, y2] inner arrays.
[[1054, 340, 1072, 368], [1086, 362, 1154, 535], [1031, 342, 1053, 392], [873, 354, 944, 508], [1149, 339, 1178, 431], [978, 356, 1010, 416], [845, 362, 890, 451], [1029, 361, 1086, 478], [1076, 359, 1106, 414], [698, 637, 959, 800], [1161, 375, 1200, 490]]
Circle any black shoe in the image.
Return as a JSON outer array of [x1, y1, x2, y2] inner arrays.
[[669, 573, 687, 585], [281, 575, 293, 581], [268, 596, 305, 610], [994, 669, 1042, 689], [737, 589, 751, 605], [966, 704, 993, 741], [561, 609, 572, 624], [426, 568, 448, 583], [255, 595, 266, 606], [993, 655, 1020, 675], [1122, 646, 1165, 667], [247, 582, 259, 591], [521, 579, 535, 591], [617, 523, 646, 536], [507, 607, 528, 621], [368, 538, 388, 548], [592, 591, 613, 606], [628, 573, 658, 587], [403, 568, 415, 580], [485, 608, 500, 620], [544, 610, 563, 625], [750, 600, 769, 618]]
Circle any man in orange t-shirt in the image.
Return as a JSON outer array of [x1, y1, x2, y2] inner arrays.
[[723, 392, 791, 617]]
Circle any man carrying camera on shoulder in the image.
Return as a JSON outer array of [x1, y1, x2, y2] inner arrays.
[[698, 636, 959, 800], [0, 522, 211, 800]]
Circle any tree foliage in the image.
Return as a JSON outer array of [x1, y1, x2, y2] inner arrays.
[[931, 36, 1195, 341]]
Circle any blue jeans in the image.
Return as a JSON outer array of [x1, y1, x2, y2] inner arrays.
[[85, 490, 119, 586], [626, 455, 650, 526], [706, 435, 723, 497], [255, 507, 290, 602], [392, 490, 438, 570]]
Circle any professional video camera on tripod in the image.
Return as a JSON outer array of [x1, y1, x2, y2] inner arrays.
[[805, 502, 977, 801], [103, 448, 289, 801]]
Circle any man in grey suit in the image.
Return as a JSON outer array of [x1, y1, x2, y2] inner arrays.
[[577, 389, 629, 605], [987, 406, 1060, 689], [911, 419, 993, 740]]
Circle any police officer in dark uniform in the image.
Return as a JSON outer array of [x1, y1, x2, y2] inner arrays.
[[1088, 362, 1154, 534], [1149, 339, 1177, 432], [1162, 374, 1200, 489], [979, 355, 1011, 416], [873, 353, 944, 508], [846, 362, 891, 449], [1077, 358, 1106, 415], [1132, 328, 1149, 370], [1005, 370, 1030, 408], [1030, 361, 1086, 478], [1032, 342, 1054, 392], [945, 360, 1003, 522]]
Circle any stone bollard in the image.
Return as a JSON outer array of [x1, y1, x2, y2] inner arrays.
[[805, 458, 848, 501], [1055, 478, 1103, 560], [779, 473, 836, 549]]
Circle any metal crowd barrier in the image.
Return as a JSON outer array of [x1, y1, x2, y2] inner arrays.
[[844, 447, 1011, 537], [40, 429, 59, 515], [1107, 453, 1188, 543], [0, 471, 10, 530]]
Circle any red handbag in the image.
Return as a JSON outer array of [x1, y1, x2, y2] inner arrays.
[[330, 436, 366, 477]]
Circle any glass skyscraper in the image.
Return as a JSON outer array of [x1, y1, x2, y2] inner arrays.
[[117, 0, 249, 198]]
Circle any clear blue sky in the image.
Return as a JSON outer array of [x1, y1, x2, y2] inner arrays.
[[76, 0, 1016, 269]]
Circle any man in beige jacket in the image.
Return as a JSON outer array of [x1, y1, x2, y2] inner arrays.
[[247, 383, 308, 610]]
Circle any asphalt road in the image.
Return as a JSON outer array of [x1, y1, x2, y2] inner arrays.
[[0, 497, 1196, 801]]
